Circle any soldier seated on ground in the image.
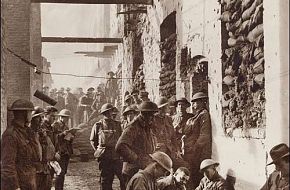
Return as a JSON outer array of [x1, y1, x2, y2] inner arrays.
[[126, 151, 173, 190], [157, 167, 190, 190], [260, 143, 289, 190], [195, 159, 227, 190]]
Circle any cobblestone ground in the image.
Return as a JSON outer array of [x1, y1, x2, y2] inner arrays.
[[52, 159, 121, 190]]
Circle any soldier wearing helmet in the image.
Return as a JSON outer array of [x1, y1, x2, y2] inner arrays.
[[153, 97, 184, 168], [116, 101, 159, 186], [55, 90, 65, 112], [172, 97, 194, 155], [1, 99, 40, 190], [195, 159, 227, 190], [78, 87, 94, 123], [41, 106, 58, 145], [157, 167, 190, 190], [31, 106, 56, 190], [127, 151, 173, 190], [183, 91, 212, 189], [64, 87, 79, 127], [90, 103, 125, 190], [121, 105, 139, 130], [88, 86, 106, 123], [52, 109, 76, 190]]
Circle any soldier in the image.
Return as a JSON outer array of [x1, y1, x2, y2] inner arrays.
[[172, 97, 194, 153], [78, 87, 95, 123], [112, 106, 120, 121], [64, 87, 79, 127], [31, 107, 56, 190], [167, 100, 176, 117], [90, 103, 125, 190], [42, 106, 58, 146], [1, 99, 40, 190], [183, 92, 212, 189], [126, 151, 173, 190], [131, 89, 142, 105], [195, 159, 227, 190], [157, 167, 190, 190], [55, 90, 65, 112], [89, 86, 106, 123], [122, 94, 134, 113], [139, 90, 150, 102], [53, 109, 77, 190], [116, 101, 159, 185], [121, 105, 139, 130], [153, 97, 186, 169], [261, 143, 289, 190], [105, 71, 118, 104]]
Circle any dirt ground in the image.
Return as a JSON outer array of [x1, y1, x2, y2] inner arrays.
[[52, 158, 121, 190]]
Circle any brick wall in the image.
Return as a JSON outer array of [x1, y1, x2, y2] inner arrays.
[[30, 3, 43, 106], [3, 0, 32, 106]]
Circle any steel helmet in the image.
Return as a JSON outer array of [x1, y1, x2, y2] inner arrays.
[[44, 106, 58, 113], [149, 151, 173, 172], [9, 99, 34, 111], [191, 92, 208, 102], [174, 97, 191, 108], [156, 97, 169, 108], [122, 105, 138, 116], [32, 106, 45, 118], [138, 101, 158, 112], [199, 159, 219, 172], [57, 109, 71, 117], [100, 103, 114, 114], [87, 87, 95, 92]]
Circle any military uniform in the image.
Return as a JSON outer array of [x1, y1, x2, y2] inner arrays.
[[195, 174, 227, 190], [116, 115, 156, 185], [55, 95, 65, 112], [90, 118, 125, 190], [157, 175, 186, 190], [64, 92, 78, 126], [172, 112, 194, 147], [52, 120, 73, 190], [1, 120, 40, 190], [126, 170, 158, 190], [261, 171, 289, 190], [183, 108, 212, 189], [78, 94, 94, 123]]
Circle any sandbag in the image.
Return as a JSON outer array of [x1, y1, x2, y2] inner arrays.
[[236, 20, 250, 35], [225, 66, 236, 76], [254, 47, 264, 60], [241, 0, 255, 11], [249, 4, 263, 31], [242, 0, 263, 21], [254, 74, 264, 87], [253, 58, 264, 74], [223, 75, 235, 86], [247, 24, 263, 42], [221, 11, 232, 22]]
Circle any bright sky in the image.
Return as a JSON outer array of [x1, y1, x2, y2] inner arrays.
[[41, 4, 110, 90]]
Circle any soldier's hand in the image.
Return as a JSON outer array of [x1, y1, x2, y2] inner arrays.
[[55, 152, 61, 160]]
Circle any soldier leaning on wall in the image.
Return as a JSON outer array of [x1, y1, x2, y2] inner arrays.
[[1, 99, 40, 190]]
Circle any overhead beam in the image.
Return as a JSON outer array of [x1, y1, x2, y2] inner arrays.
[[42, 37, 123, 43], [74, 51, 114, 58], [31, 0, 152, 4], [117, 9, 147, 14]]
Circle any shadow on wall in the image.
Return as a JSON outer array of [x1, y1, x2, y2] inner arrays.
[[225, 168, 262, 190]]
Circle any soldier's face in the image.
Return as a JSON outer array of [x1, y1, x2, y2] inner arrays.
[[154, 163, 169, 178], [141, 111, 155, 122], [203, 165, 217, 180], [60, 116, 69, 124], [174, 171, 190, 185], [275, 158, 289, 177], [46, 112, 56, 124], [177, 102, 187, 113], [192, 99, 203, 111], [126, 111, 136, 122], [26, 111, 32, 123]]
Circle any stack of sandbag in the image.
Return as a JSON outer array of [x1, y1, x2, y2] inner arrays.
[[220, 0, 265, 131], [133, 64, 146, 90], [116, 64, 123, 111], [159, 33, 177, 99]]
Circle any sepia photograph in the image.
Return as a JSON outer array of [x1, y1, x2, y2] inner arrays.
[[1, 0, 289, 189]]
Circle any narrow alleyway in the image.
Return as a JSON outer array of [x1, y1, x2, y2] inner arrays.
[[52, 159, 121, 190]]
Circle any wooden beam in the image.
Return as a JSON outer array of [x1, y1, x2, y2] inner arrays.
[[31, 0, 152, 4], [74, 51, 114, 58], [42, 37, 123, 43], [117, 9, 147, 14]]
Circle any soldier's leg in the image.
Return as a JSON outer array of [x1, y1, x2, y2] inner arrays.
[[99, 159, 114, 190], [113, 160, 126, 190], [55, 155, 70, 190]]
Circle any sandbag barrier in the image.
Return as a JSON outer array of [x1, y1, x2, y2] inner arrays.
[[220, 0, 266, 137], [159, 33, 177, 99]]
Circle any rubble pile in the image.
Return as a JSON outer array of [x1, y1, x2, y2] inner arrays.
[[220, 0, 265, 136], [159, 33, 177, 99]]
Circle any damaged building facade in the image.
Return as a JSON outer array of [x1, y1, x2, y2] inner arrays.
[[107, 0, 289, 189]]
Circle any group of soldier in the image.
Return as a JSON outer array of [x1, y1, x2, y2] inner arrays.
[[1, 86, 289, 190]]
